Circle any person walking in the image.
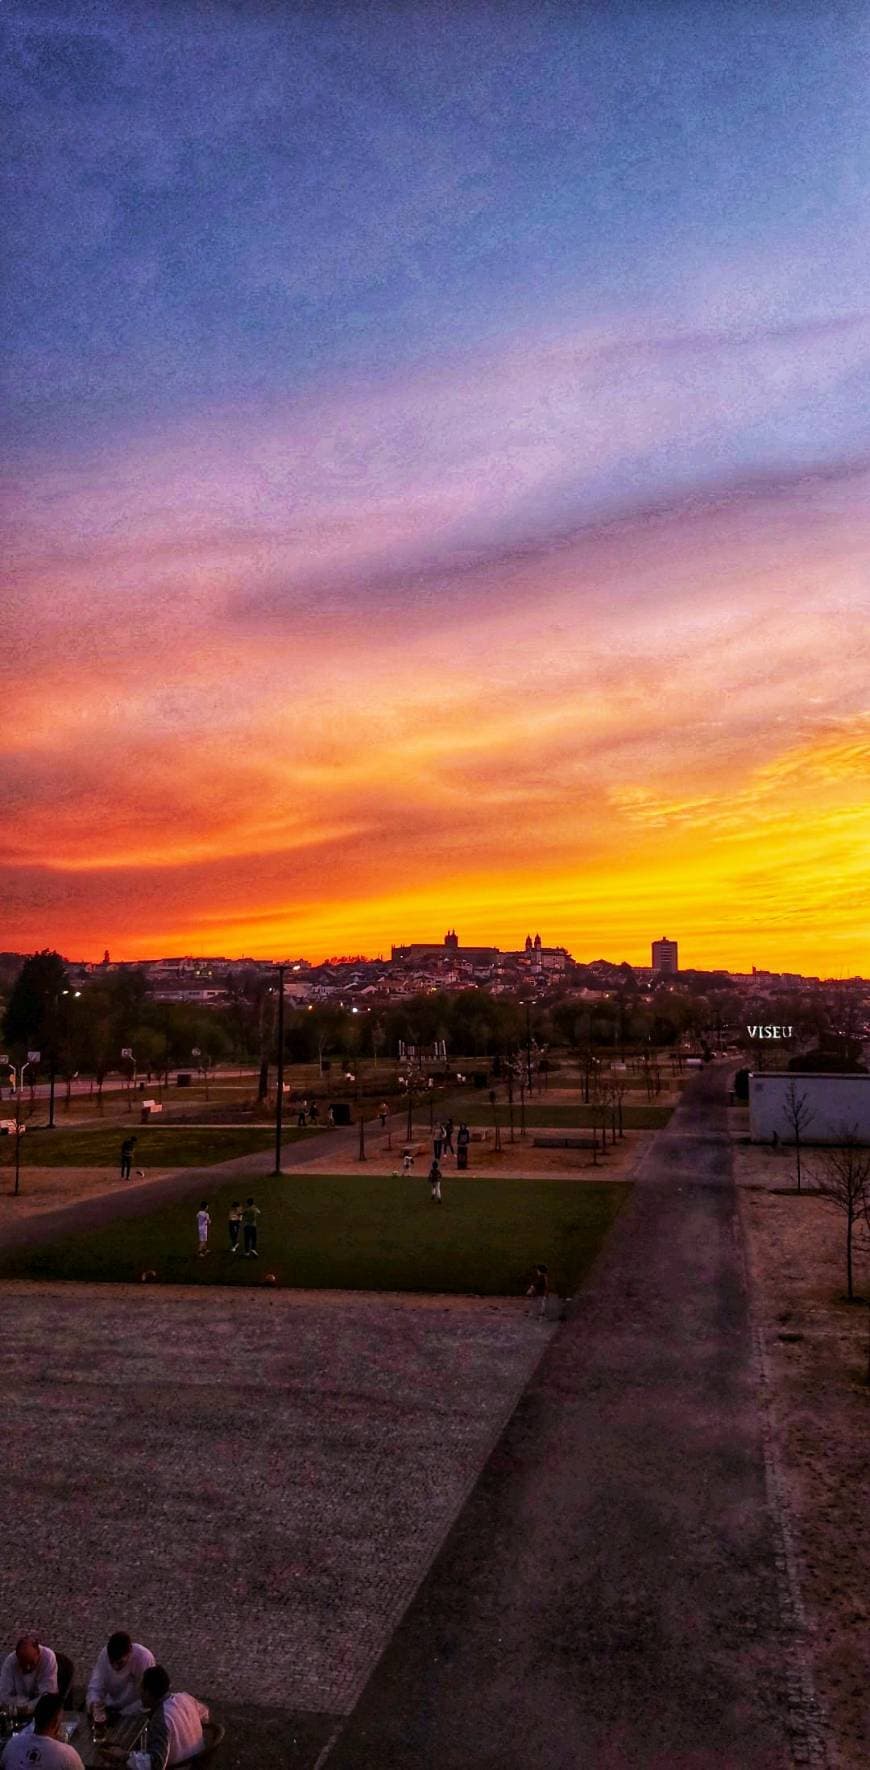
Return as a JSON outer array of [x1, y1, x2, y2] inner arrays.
[[526, 1263, 549, 1318], [196, 1201, 211, 1258], [243, 1196, 261, 1256], [443, 1117, 455, 1154], [228, 1200, 242, 1254], [433, 1127, 444, 1162], [119, 1136, 137, 1180], [378, 1102, 389, 1130], [309, 1101, 319, 1124], [428, 1160, 442, 1203]]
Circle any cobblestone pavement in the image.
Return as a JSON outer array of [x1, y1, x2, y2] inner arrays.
[[0, 1283, 554, 1734], [323, 1067, 814, 1769]]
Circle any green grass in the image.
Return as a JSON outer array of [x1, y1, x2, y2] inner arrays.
[[0, 1125, 314, 1168], [442, 1100, 673, 1129], [0, 1173, 631, 1296]]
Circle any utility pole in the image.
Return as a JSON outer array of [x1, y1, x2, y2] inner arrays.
[[274, 965, 286, 1175]]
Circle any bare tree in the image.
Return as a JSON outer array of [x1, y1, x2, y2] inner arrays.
[[813, 1128, 870, 1303], [781, 1080, 815, 1193]]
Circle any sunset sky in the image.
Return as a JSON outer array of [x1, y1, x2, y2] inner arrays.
[[3, 1, 869, 971]]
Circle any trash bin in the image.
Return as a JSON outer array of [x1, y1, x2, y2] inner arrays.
[[457, 1144, 468, 1171], [331, 1101, 352, 1126]]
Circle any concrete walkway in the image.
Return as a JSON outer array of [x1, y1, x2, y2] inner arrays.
[[322, 1066, 796, 1770]]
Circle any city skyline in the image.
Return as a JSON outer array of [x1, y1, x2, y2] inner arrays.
[[3, 3, 869, 973]]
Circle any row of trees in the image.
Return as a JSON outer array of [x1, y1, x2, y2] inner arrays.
[[3, 959, 723, 1093]]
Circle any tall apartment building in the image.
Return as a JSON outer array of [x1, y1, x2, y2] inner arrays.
[[651, 936, 679, 975]]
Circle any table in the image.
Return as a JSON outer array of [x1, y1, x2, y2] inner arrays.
[[58, 1710, 147, 1767]]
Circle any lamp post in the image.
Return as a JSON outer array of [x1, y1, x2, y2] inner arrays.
[[525, 999, 533, 1092], [121, 1047, 136, 1112], [274, 965, 286, 1175], [3, 1058, 35, 1197]]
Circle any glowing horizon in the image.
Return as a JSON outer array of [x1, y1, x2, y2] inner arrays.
[[3, 5, 869, 976]]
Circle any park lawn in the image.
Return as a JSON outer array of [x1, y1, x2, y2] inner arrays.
[[0, 1125, 311, 1168], [443, 1101, 673, 1129], [0, 1173, 631, 1296]]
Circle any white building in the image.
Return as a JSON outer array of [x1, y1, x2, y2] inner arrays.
[[749, 1072, 870, 1145]]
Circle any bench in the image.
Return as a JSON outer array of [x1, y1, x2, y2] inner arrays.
[[532, 1134, 596, 1149], [140, 1101, 163, 1120]]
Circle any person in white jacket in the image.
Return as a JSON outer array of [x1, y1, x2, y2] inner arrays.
[[0, 1635, 58, 1714], [86, 1632, 155, 1717], [126, 1666, 208, 1770]]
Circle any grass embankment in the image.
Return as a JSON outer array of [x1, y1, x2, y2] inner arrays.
[[0, 1173, 630, 1296], [0, 1126, 314, 1168], [443, 1101, 673, 1129]]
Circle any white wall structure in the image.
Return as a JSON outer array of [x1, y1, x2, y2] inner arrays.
[[749, 1072, 870, 1145]]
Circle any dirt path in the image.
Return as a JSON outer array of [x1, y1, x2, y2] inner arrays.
[[321, 1066, 819, 1770]]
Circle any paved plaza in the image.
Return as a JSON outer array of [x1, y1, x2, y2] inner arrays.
[[1, 1282, 553, 1726]]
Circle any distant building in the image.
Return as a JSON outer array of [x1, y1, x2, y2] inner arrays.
[[391, 930, 499, 965], [522, 932, 569, 975], [652, 937, 679, 975], [750, 1073, 870, 1145]]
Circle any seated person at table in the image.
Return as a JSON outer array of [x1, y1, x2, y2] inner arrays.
[[0, 1635, 58, 1714], [86, 1633, 155, 1718], [1, 1692, 84, 1769], [126, 1666, 209, 1769]]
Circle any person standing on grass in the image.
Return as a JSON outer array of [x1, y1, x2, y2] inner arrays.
[[196, 1201, 211, 1258], [228, 1200, 242, 1254], [526, 1263, 549, 1318], [243, 1196, 261, 1257], [119, 1136, 137, 1180], [428, 1160, 442, 1202]]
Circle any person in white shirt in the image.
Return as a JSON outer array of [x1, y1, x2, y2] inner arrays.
[[1, 1693, 83, 1769], [0, 1637, 58, 1715], [86, 1632, 155, 1718], [127, 1666, 208, 1770]]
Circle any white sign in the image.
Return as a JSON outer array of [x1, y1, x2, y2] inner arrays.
[[121, 1047, 134, 1059], [27, 1050, 41, 1063]]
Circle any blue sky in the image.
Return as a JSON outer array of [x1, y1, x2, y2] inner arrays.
[[4, 0, 869, 471]]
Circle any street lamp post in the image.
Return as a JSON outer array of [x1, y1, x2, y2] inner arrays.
[[274, 965, 286, 1175], [3, 1059, 34, 1198]]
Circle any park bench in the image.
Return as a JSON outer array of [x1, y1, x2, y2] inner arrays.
[[140, 1100, 163, 1121], [532, 1134, 596, 1149]]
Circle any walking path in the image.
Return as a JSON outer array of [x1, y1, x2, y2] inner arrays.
[[321, 1066, 807, 1770], [0, 1119, 365, 1255]]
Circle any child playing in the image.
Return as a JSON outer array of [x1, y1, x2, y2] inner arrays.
[[526, 1263, 549, 1318], [196, 1201, 211, 1258]]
